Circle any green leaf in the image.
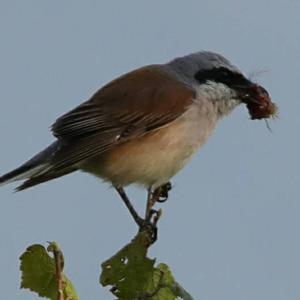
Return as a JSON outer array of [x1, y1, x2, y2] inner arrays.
[[101, 232, 155, 299], [100, 232, 194, 299], [149, 264, 194, 300], [20, 243, 79, 300]]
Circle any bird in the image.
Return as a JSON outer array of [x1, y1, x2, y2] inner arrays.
[[0, 51, 273, 234]]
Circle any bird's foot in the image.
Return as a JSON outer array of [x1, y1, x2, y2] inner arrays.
[[137, 209, 161, 243], [154, 182, 172, 203]]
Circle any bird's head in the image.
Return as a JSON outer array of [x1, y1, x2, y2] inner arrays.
[[168, 51, 278, 119]]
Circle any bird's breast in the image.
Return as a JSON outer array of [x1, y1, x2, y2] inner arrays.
[[81, 102, 218, 188]]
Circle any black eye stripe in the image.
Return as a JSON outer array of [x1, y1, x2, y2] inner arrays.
[[194, 67, 251, 88]]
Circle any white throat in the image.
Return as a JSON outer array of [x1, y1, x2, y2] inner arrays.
[[194, 81, 241, 117]]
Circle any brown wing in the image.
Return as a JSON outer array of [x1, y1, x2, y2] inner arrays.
[[49, 65, 194, 171]]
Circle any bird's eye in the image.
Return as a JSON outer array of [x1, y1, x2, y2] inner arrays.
[[194, 67, 246, 87], [216, 68, 233, 84], [219, 68, 230, 78]]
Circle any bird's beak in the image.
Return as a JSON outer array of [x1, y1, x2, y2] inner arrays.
[[235, 82, 278, 120]]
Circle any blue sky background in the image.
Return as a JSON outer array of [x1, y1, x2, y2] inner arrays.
[[0, 1, 299, 299]]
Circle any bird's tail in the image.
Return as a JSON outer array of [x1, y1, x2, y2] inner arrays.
[[0, 141, 76, 191]]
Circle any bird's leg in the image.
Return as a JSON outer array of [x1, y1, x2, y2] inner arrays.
[[139, 188, 157, 241], [115, 186, 160, 243], [115, 187, 144, 227], [145, 187, 157, 221], [153, 182, 172, 203]]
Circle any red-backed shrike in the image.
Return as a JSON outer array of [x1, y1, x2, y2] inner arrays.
[[0, 51, 275, 232]]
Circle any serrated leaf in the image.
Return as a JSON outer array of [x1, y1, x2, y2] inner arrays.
[[20, 243, 79, 300]]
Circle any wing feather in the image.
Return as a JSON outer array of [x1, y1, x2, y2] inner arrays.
[[47, 65, 194, 172]]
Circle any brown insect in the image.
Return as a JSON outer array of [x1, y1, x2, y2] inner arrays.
[[243, 84, 278, 120]]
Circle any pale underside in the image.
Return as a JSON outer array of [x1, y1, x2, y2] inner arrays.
[[80, 100, 219, 189]]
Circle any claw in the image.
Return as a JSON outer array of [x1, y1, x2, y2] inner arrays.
[[155, 182, 172, 203]]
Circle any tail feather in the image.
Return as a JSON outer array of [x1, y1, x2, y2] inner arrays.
[[15, 168, 76, 191], [0, 163, 47, 186], [0, 141, 76, 190]]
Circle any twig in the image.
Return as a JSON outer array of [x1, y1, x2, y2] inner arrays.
[[47, 242, 65, 300], [145, 189, 156, 221]]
